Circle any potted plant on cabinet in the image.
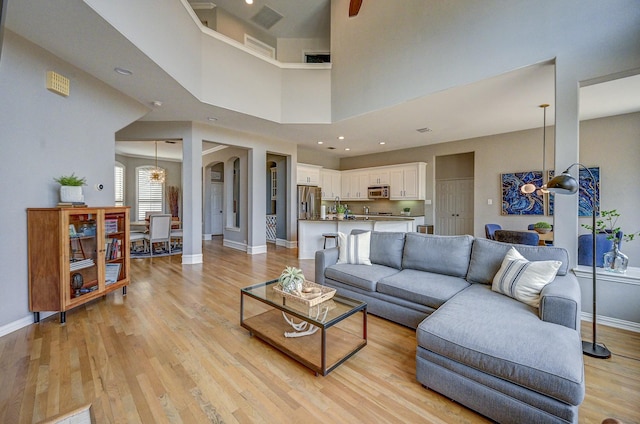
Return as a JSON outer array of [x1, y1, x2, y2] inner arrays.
[[54, 173, 86, 203], [582, 209, 640, 273]]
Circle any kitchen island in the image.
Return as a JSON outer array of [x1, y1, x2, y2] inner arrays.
[[298, 216, 422, 259]]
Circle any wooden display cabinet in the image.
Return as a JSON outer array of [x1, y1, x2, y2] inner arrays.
[[27, 207, 130, 323]]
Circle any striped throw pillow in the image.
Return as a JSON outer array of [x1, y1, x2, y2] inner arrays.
[[337, 231, 372, 265], [492, 247, 561, 308]]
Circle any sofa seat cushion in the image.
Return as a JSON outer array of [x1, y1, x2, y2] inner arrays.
[[325, 263, 400, 292], [416, 284, 584, 405], [377, 269, 470, 309]]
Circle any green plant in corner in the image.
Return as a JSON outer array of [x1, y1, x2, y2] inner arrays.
[[403, 207, 411, 212], [54, 173, 86, 186]]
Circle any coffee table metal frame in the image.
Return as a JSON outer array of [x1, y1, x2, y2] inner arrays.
[[241, 279, 367, 376]]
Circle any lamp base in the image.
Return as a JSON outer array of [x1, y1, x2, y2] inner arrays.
[[582, 340, 611, 359]]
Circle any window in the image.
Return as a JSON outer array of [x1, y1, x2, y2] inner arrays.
[[233, 158, 240, 227], [114, 162, 125, 207], [136, 166, 164, 220]]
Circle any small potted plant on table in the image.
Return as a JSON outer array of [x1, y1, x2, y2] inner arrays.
[[533, 221, 552, 234]]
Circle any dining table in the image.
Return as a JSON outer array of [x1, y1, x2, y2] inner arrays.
[[529, 230, 553, 245]]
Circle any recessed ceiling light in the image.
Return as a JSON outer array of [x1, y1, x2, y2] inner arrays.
[[345, 148, 350, 151], [246, 0, 253, 4], [317, 141, 323, 144], [327, 147, 336, 150], [114, 67, 132, 76], [151, 100, 163, 107], [207, 117, 218, 121], [338, 136, 345, 140], [416, 127, 432, 133], [379, 141, 386, 145]]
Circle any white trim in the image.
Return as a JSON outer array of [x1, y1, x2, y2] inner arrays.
[[0, 315, 35, 337], [581, 312, 640, 333], [182, 254, 203, 264], [573, 265, 640, 286], [189, 2, 216, 10], [277, 238, 297, 248], [247, 245, 267, 255], [224, 239, 247, 251], [202, 233, 212, 240]]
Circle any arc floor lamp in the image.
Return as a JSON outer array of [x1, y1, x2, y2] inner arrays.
[[544, 163, 611, 359]]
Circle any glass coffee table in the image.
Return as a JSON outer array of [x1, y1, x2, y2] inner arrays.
[[241, 279, 367, 376]]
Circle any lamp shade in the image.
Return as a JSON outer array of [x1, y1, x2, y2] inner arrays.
[[545, 172, 579, 194]]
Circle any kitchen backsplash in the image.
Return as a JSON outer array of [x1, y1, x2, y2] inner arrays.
[[321, 199, 425, 216]]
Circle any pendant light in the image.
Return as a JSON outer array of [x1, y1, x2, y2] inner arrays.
[[521, 104, 550, 195], [149, 141, 166, 184]]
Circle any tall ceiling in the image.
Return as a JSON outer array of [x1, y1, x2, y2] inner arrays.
[[6, 0, 640, 160]]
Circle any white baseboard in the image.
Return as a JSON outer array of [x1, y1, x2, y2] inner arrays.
[[247, 245, 267, 255], [0, 315, 34, 337], [581, 312, 640, 333], [182, 254, 203, 264], [223, 239, 247, 252], [276, 238, 297, 248], [202, 233, 212, 240]]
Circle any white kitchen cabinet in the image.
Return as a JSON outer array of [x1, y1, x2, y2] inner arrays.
[[369, 169, 390, 185], [297, 163, 321, 185], [320, 169, 342, 200], [389, 163, 426, 200], [341, 171, 369, 200]]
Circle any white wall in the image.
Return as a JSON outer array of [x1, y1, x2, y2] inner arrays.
[[0, 31, 147, 330], [330, 0, 640, 122]]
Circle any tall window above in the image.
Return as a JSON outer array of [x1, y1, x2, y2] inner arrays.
[[114, 162, 125, 207], [137, 166, 164, 220]]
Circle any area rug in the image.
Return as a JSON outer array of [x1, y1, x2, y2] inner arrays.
[[130, 247, 182, 259]]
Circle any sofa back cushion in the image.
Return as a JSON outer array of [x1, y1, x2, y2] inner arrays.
[[402, 233, 474, 277], [352, 230, 405, 269], [467, 238, 570, 284]]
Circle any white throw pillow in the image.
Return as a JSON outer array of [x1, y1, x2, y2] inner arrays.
[[337, 231, 372, 265], [492, 247, 562, 308]]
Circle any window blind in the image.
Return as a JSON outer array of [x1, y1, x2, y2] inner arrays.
[[137, 166, 164, 220]]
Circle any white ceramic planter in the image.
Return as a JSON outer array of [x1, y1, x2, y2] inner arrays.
[[60, 186, 84, 203]]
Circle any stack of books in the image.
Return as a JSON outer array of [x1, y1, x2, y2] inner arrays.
[[69, 258, 94, 271]]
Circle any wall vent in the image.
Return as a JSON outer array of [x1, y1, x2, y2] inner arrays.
[[244, 34, 275, 59], [46, 71, 70, 97], [251, 5, 283, 30]]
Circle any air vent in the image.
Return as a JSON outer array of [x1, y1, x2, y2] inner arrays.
[[251, 6, 283, 29], [416, 127, 432, 133]]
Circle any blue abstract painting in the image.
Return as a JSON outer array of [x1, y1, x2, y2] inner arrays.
[[547, 167, 599, 216], [501, 171, 544, 215]]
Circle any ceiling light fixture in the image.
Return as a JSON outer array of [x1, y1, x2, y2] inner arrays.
[[149, 141, 166, 184], [338, 136, 345, 140], [521, 104, 550, 195], [114, 67, 133, 76], [345, 148, 350, 151], [416, 127, 432, 133], [317, 141, 323, 144], [207, 117, 218, 122], [152, 100, 163, 107], [245, 0, 253, 4], [379, 141, 386, 145]]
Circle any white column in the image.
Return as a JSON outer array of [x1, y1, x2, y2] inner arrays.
[[553, 60, 580, 267], [247, 146, 267, 254], [181, 128, 203, 264]]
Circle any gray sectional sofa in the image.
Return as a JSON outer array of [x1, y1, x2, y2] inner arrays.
[[315, 231, 585, 424]]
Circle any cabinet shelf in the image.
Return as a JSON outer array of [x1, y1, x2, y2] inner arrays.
[[28, 207, 130, 324]]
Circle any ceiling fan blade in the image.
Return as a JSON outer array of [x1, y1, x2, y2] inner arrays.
[[349, 0, 363, 17]]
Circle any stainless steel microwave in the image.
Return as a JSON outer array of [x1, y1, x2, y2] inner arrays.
[[368, 185, 390, 199]]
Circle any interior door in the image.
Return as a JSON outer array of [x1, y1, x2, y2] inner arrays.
[[211, 182, 223, 235], [436, 178, 474, 235]]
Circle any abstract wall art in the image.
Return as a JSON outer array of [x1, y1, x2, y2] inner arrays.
[[501, 171, 544, 215], [547, 167, 599, 216]]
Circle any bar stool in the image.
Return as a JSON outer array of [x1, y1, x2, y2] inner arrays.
[[322, 233, 339, 248]]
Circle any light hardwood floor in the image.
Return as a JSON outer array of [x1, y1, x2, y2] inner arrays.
[[1, 238, 639, 423]]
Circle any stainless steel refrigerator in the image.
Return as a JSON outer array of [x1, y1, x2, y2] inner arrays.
[[297, 185, 321, 220]]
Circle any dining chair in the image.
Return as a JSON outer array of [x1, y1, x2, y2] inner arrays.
[[494, 230, 540, 246], [578, 231, 623, 267], [129, 231, 146, 252], [484, 224, 501, 240], [145, 214, 172, 256], [170, 228, 183, 250]]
